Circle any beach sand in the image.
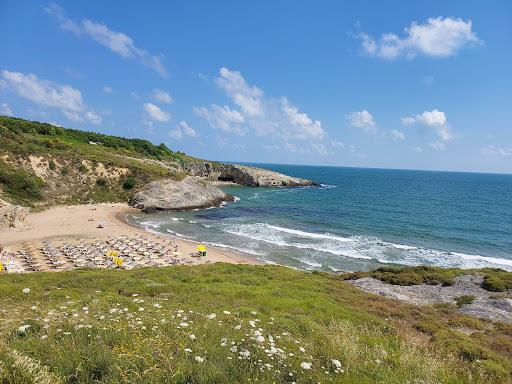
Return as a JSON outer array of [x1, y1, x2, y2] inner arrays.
[[0, 203, 261, 267]]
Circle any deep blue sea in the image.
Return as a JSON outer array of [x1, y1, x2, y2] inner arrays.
[[128, 164, 512, 272]]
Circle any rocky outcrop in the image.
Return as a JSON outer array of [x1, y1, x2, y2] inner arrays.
[[184, 162, 317, 187], [0, 198, 29, 229], [129, 176, 234, 213], [349, 274, 512, 324]]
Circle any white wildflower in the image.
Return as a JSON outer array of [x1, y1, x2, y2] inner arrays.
[[207, 313, 216, 320], [17, 324, 31, 334], [332, 359, 342, 369], [184, 348, 192, 353], [189, 334, 196, 340], [22, 288, 30, 294], [256, 335, 265, 343], [300, 362, 312, 370], [223, 311, 231, 315], [179, 322, 188, 327], [138, 307, 145, 312], [234, 324, 241, 330], [194, 356, 204, 363], [299, 347, 305, 353]]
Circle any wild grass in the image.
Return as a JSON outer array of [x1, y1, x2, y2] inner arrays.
[[0, 264, 510, 383], [341, 265, 512, 292]]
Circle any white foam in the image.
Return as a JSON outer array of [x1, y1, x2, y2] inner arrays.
[[265, 224, 353, 242], [203, 241, 264, 256], [233, 196, 241, 202]]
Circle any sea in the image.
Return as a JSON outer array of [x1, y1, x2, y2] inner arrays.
[[127, 164, 512, 272]]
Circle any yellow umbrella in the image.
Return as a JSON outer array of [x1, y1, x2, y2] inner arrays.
[[0, 263, 4, 273], [197, 245, 206, 252], [106, 249, 119, 258], [113, 256, 124, 267]]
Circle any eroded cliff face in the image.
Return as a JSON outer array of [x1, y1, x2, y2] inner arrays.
[[183, 161, 316, 187], [0, 198, 28, 229], [129, 176, 234, 213]]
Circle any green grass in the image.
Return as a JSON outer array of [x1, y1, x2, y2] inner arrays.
[[341, 266, 512, 292], [0, 264, 511, 383]]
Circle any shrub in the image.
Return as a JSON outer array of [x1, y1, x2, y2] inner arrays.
[[455, 295, 475, 307], [78, 164, 89, 173], [48, 159, 56, 171], [96, 177, 108, 187], [61, 166, 69, 176], [122, 176, 136, 190], [482, 276, 506, 292]]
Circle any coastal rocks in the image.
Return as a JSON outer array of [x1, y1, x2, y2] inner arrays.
[[129, 176, 234, 213], [184, 162, 317, 187], [348, 274, 512, 323], [0, 199, 29, 229]]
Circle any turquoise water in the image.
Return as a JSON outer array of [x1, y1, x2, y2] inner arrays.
[[128, 164, 512, 272]]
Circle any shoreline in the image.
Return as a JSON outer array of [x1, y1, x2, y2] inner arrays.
[[0, 203, 262, 269]]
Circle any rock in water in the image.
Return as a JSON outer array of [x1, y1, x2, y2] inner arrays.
[[184, 162, 317, 187], [129, 176, 234, 213], [0, 199, 29, 229]]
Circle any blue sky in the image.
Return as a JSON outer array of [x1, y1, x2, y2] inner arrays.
[[1, 1, 511, 173]]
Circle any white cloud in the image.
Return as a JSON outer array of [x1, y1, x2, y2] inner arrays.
[[401, 109, 453, 141], [169, 121, 198, 140], [2, 70, 83, 112], [331, 140, 345, 149], [215, 67, 263, 116], [281, 98, 325, 140], [347, 110, 376, 132], [143, 102, 170, 122], [153, 89, 173, 104], [102, 86, 113, 93], [1, 70, 101, 124], [358, 17, 481, 59], [194, 105, 245, 135], [196, 68, 326, 144], [0, 102, 13, 116], [216, 136, 245, 150], [391, 129, 405, 141], [430, 141, 445, 151], [85, 110, 102, 125], [481, 145, 512, 157], [400, 116, 416, 126], [45, 3, 168, 78]]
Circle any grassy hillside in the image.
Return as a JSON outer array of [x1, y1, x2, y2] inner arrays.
[[0, 116, 191, 206], [0, 264, 511, 383]]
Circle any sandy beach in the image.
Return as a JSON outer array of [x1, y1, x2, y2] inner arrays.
[[0, 203, 261, 270]]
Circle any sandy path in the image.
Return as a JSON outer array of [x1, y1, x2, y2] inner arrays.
[[0, 203, 261, 267]]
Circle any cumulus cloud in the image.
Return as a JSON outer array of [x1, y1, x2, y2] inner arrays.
[[196, 68, 326, 144], [153, 89, 173, 104], [194, 105, 245, 135], [358, 17, 481, 59], [0, 102, 13, 116], [143, 102, 170, 122], [168, 121, 198, 140], [45, 3, 168, 77], [215, 67, 263, 116], [481, 145, 512, 157], [391, 129, 405, 141], [401, 109, 453, 142], [347, 110, 376, 132], [1, 70, 101, 124]]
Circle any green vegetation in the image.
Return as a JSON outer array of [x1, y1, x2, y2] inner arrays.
[[0, 264, 510, 383], [0, 116, 195, 206], [342, 266, 512, 292], [0, 159, 45, 205], [122, 176, 136, 190], [0, 116, 179, 160], [455, 295, 476, 307]]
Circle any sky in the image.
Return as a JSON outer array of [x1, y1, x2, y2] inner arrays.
[[0, 1, 511, 173]]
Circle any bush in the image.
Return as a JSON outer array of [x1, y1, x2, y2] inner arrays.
[[78, 164, 89, 173], [48, 159, 56, 171], [455, 295, 475, 307], [122, 176, 136, 190], [482, 276, 506, 292], [96, 177, 108, 187], [61, 166, 70, 176]]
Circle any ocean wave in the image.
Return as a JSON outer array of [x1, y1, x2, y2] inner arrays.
[[202, 241, 264, 256], [320, 184, 336, 189], [220, 222, 512, 270], [266, 224, 353, 242], [233, 196, 241, 202]]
